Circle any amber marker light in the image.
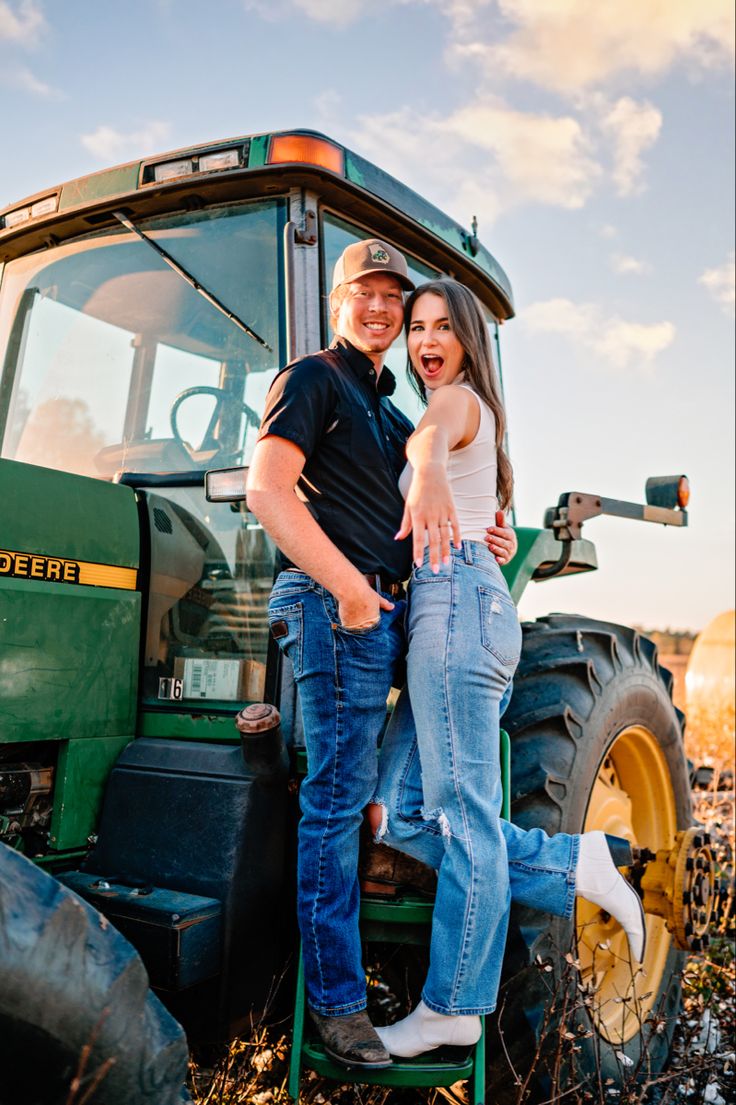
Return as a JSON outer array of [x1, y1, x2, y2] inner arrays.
[[267, 134, 344, 175], [677, 476, 690, 509]]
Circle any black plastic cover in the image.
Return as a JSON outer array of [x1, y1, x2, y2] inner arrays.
[[83, 737, 289, 1038]]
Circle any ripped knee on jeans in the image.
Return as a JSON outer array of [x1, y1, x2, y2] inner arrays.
[[367, 800, 388, 842], [422, 806, 452, 842]]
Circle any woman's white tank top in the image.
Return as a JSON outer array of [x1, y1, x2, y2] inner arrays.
[[399, 384, 498, 543]]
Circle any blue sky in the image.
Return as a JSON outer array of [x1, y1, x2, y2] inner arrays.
[[1, 0, 734, 630]]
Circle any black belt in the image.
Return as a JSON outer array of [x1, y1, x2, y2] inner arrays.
[[283, 566, 405, 599], [363, 573, 405, 598]]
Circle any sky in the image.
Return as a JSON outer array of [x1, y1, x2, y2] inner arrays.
[[1, 0, 734, 632]]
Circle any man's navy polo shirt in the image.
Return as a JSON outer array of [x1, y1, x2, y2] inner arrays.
[[258, 337, 414, 580]]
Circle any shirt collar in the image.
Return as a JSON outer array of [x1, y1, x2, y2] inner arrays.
[[331, 336, 397, 397]]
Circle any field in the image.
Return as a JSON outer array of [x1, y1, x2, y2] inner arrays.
[[188, 633, 736, 1105]]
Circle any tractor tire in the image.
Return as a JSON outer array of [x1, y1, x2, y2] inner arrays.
[[488, 614, 691, 1103], [0, 844, 191, 1105]]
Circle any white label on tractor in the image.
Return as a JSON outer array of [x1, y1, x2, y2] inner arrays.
[[182, 658, 241, 700]]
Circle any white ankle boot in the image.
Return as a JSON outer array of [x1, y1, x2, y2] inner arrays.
[[576, 831, 646, 962], [376, 1000, 482, 1058]]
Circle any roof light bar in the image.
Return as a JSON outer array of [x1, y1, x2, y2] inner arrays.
[[199, 148, 240, 172], [2, 193, 59, 231], [267, 134, 344, 175], [142, 145, 247, 186], [4, 207, 31, 229], [31, 195, 59, 218], [153, 158, 195, 183]]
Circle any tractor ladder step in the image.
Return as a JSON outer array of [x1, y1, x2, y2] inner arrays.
[[285, 730, 511, 1103]]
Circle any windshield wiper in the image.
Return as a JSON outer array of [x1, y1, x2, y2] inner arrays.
[[112, 210, 272, 352]]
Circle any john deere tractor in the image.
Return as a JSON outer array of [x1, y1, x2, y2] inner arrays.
[[0, 130, 722, 1104]]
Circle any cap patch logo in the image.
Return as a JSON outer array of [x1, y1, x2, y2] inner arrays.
[[371, 247, 390, 264]]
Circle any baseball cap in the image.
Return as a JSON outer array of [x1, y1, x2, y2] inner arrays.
[[332, 238, 415, 292]]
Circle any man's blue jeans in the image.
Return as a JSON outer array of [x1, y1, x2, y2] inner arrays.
[[268, 570, 407, 1015], [373, 544, 579, 1015]]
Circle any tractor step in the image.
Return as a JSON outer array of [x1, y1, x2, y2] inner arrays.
[[301, 1036, 477, 1087]]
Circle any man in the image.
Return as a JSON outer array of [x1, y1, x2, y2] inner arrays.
[[246, 239, 515, 1068]]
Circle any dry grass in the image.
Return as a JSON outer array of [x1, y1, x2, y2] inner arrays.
[[188, 1028, 467, 1105], [685, 697, 735, 779]]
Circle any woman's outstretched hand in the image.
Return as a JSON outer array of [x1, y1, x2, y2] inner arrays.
[[485, 511, 517, 566], [395, 462, 461, 573]]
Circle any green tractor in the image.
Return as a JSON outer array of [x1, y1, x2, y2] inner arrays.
[[0, 130, 720, 1104]]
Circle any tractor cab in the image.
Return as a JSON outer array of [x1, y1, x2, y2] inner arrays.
[[0, 135, 498, 727]]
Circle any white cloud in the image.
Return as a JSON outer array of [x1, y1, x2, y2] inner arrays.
[[463, 0, 735, 95], [0, 0, 44, 44], [598, 224, 618, 239], [244, 0, 479, 24], [595, 318, 675, 369], [314, 88, 343, 129], [242, 0, 736, 87], [445, 100, 601, 209], [352, 98, 601, 227], [599, 97, 662, 196], [3, 63, 58, 97], [699, 253, 736, 315], [295, 0, 372, 20], [245, 0, 726, 207], [611, 253, 651, 276], [353, 107, 501, 227], [80, 122, 171, 164], [243, 0, 734, 90], [521, 297, 675, 370], [242, 0, 385, 25]]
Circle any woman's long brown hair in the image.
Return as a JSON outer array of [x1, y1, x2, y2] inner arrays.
[[405, 279, 514, 510]]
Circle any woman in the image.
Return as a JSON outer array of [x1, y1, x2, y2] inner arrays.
[[369, 280, 646, 1057]]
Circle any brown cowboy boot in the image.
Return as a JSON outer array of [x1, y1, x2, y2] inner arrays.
[[309, 1008, 392, 1069], [359, 824, 437, 898]]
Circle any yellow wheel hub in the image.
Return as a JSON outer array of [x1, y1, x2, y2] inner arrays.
[[577, 725, 677, 1046]]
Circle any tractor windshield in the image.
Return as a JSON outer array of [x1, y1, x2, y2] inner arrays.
[[0, 199, 285, 477]]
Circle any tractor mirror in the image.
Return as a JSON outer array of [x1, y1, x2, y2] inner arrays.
[[205, 466, 248, 503], [645, 475, 689, 510]]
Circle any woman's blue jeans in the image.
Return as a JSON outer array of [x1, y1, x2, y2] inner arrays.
[[373, 543, 579, 1015], [268, 570, 407, 1015]]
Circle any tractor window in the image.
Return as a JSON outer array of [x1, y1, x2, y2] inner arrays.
[[0, 199, 285, 478], [0, 200, 286, 710], [142, 486, 276, 711], [321, 212, 439, 427]]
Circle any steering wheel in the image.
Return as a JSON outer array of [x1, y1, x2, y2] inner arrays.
[[170, 386, 260, 460]]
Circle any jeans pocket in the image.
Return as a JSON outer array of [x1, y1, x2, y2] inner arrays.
[[336, 615, 382, 636], [412, 561, 452, 585], [478, 586, 521, 669], [320, 590, 384, 636], [267, 599, 304, 678], [271, 571, 313, 600]]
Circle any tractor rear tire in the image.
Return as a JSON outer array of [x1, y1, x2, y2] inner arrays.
[[488, 614, 691, 1103], [0, 845, 191, 1105]]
